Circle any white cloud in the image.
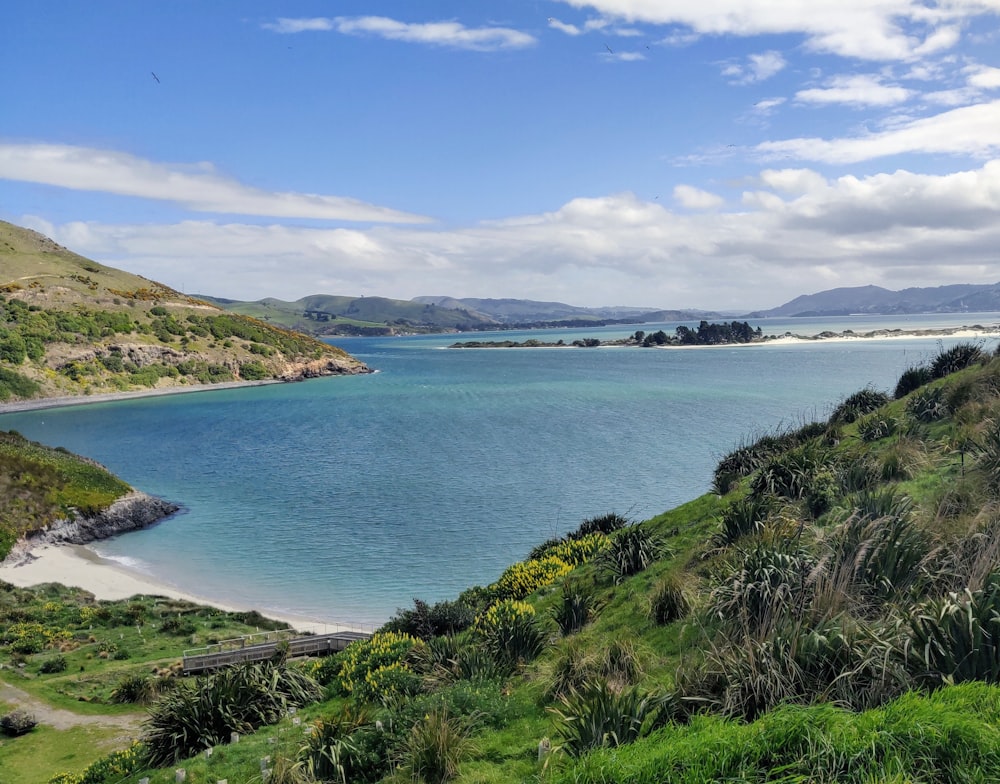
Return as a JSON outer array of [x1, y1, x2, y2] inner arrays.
[[0, 143, 429, 224], [263, 16, 536, 51], [553, 0, 991, 60], [795, 74, 913, 106], [756, 99, 1000, 162], [24, 162, 1000, 310], [967, 64, 1000, 89], [673, 184, 724, 208], [723, 51, 787, 84]]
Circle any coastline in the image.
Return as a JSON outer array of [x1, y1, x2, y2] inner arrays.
[[0, 378, 285, 416], [0, 542, 369, 635], [448, 324, 1000, 350]]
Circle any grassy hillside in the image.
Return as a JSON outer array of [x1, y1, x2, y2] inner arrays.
[[0, 431, 132, 560], [0, 221, 369, 403], [198, 293, 500, 336], [8, 341, 1000, 783]]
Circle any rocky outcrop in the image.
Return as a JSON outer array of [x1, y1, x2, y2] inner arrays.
[[279, 356, 372, 381], [27, 492, 180, 547]]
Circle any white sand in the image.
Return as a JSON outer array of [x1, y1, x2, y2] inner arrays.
[[0, 543, 370, 635]]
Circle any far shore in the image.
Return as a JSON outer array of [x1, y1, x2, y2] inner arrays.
[[0, 543, 372, 635], [449, 324, 1000, 350], [0, 378, 284, 416]]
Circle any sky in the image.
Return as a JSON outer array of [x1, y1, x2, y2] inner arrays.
[[2, 1, 1000, 310]]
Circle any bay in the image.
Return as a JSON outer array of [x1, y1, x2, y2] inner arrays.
[[1, 313, 997, 624]]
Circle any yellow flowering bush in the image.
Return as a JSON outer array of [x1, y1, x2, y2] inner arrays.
[[47, 742, 144, 784], [546, 533, 610, 566], [490, 556, 573, 601], [338, 631, 422, 703]]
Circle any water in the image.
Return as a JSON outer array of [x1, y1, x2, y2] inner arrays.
[[2, 314, 997, 624]]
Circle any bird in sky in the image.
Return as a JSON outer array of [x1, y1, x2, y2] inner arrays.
[[151, 71, 160, 83], [605, 43, 614, 54]]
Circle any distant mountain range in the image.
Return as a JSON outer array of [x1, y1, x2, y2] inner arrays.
[[747, 283, 1000, 318]]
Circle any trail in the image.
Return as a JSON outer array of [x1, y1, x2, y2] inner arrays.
[[0, 679, 141, 731]]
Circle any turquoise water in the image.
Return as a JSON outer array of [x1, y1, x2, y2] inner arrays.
[[2, 314, 998, 624]]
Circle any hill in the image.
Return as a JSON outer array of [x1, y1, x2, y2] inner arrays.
[[7, 341, 1000, 782], [0, 221, 369, 403], [414, 295, 720, 325], [748, 281, 1000, 317], [196, 293, 501, 335]]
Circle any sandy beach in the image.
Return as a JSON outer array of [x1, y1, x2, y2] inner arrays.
[[0, 543, 370, 635]]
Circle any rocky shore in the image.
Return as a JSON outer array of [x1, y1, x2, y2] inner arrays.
[[3, 491, 179, 565]]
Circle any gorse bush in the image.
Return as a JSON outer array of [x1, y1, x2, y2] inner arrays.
[[489, 556, 573, 601], [337, 631, 422, 703]]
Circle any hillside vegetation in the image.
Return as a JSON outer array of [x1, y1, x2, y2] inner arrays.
[[0, 431, 132, 560], [0, 221, 368, 403], [8, 341, 1000, 783]]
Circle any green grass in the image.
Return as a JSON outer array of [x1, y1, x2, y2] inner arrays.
[[0, 723, 127, 784]]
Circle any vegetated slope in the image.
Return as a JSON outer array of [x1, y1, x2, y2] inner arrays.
[[0, 221, 369, 403], [14, 342, 1000, 784], [0, 430, 165, 561], [197, 292, 501, 336], [415, 295, 721, 325]]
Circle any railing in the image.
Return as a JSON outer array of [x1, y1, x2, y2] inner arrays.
[[181, 628, 373, 675]]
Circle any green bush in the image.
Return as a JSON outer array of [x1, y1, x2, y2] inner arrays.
[[396, 707, 472, 784], [895, 365, 932, 398], [38, 654, 67, 673], [829, 387, 890, 424], [550, 680, 673, 757], [553, 580, 600, 635], [649, 573, 690, 625], [600, 525, 666, 583], [474, 599, 547, 668], [930, 342, 984, 379]]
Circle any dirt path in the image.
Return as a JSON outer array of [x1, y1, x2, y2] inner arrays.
[[0, 680, 141, 731]]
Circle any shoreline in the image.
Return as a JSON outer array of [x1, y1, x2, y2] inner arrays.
[[0, 378, 286, 416], [0, 542, 372, 635], [447, 325, 1000, 350]]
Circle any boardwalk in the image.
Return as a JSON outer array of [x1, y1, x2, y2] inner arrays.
[[182, 628, 371, 675]]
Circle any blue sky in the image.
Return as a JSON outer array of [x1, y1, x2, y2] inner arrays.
[[2, 1, 999, 309]]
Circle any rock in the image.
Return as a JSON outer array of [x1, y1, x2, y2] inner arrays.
[[27, 492, 180, 547]]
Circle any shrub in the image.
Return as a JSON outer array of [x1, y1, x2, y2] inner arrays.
[[649, 574, 690, 625], [550, 680, 673, 757], [337, 631, 422, 703], [907, 385, 948, 422], [930, 342, 984, 379], [908, 572, 1000, 685], [553, 580, 600, 635], [895, 365, 933, 398], [856, 414, 897, 442], [571, 513, 629, 538], [300, 704, 372, 783], [396, 707, 473, 784], [110, 673, 158, 705], [0, 710, 37, 736], [600, 526, 666, 583], [489, 556, 573, 601], [714, 495, 771, 546], [474, 599, 547, 668], [830, 387, 890, 424], [39, 655, 67, 674], [142, 661, 322, 766]]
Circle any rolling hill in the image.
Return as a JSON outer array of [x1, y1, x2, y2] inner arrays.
[[747, 282, 1000, 317], [0, 221, 369, 403]]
